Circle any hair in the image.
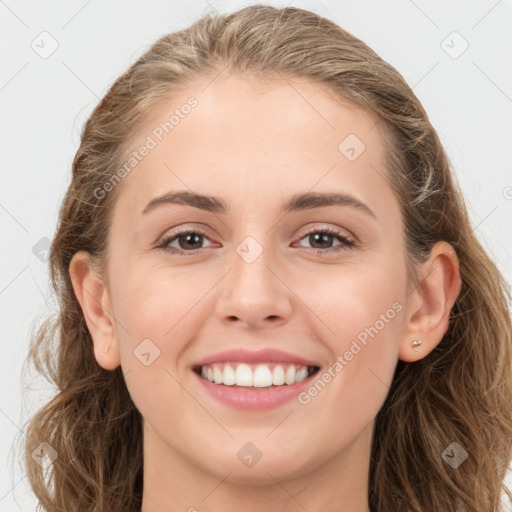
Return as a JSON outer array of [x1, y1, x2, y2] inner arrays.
[[20, 4, 512, 512]]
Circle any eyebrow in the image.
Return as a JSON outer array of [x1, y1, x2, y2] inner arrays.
[[142, 190, 376, 219]]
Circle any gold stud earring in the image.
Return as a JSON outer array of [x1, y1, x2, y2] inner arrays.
[[411, 339, 422, 351], [104, 343, 111, 353]]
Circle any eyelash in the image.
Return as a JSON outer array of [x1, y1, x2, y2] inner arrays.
[[156, 226, 356, 256]]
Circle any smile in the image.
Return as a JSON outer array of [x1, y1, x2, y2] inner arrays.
[[192, 362, 321, 410], [193, 362, 320, 388]]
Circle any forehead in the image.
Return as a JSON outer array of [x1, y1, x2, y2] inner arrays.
[[110, 73, 396, 221]]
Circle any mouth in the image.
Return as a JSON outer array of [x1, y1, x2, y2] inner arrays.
[[191, 348, 323, 409], [192, 362, 321, 389]]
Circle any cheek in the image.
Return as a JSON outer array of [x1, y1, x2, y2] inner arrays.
[[111, 261, 207, 338], [109, 267, 206, 424], [297, 259, 405, 349], [107, 263, 204, 381], [295, 261, 405, 416]]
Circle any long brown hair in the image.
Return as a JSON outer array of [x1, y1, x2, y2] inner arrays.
[[21, 5, 512, 511]]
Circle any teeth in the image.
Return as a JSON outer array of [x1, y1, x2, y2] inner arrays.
[[295, 367, 309, 382], [213, 365, 223, 384], [272, 365, 285, 385], [235, 363, 253, 386], [199, 362, 314, 387], [284, 365, 296, 385], [253, 365, 273, 387], [223, 364, 236, 385]]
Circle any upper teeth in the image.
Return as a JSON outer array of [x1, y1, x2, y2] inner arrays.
[[200, 363, 311, 387]]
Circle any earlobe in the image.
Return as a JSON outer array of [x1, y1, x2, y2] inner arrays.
[[399, 241, 462, 363], [68, 251, 121, 370]]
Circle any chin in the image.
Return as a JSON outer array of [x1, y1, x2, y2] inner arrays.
[[201, 448, 315, 485]]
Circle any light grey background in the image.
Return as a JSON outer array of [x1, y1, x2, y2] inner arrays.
[[1, 0, 511, 510]]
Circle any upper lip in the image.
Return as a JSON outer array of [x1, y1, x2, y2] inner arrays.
[[193, 348, 321, 367]]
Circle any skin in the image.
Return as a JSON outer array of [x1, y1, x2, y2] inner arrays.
[[70, 73, 461, 512]]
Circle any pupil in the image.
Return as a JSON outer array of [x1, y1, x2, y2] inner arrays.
[[310, 233, 332, 248], [181, 233, 202, 249]]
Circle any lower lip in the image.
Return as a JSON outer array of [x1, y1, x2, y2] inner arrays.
[[192, 370, 317, 410]]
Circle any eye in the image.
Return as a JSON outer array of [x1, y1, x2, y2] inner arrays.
[[156, 225, 356, 256], [157, 229, 214, 255], [294, 226, 356, 253]]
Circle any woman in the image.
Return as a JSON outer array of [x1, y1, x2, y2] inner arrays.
[[23, 5, 512, 511]]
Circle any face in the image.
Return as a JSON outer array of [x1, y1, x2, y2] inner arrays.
[[100, 73, 409, 485]]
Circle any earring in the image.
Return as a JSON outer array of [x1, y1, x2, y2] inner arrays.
[[104, 343, 110, 353], [411, 339, 422, 351]]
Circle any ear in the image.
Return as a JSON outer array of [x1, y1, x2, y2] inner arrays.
[[399, 241, 462, 362], [69, 251, 121, 370]]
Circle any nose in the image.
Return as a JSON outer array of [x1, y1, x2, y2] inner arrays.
[[215, 240, 293, 330]]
